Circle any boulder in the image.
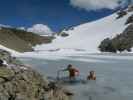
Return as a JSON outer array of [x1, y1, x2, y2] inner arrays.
[[61, 32, 69, 37], [0, 49, 71, 100], [128, 5, 133, 12], [125, 14, 133, 24], [116, 10, 127, 19]]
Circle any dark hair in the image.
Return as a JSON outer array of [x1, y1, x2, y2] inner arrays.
[[68, 64, 72, 68], [90, 71, 95, 75]]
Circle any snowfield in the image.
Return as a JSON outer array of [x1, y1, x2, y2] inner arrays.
[[0, 11, 133, 59], [34, 12, 133, 53]]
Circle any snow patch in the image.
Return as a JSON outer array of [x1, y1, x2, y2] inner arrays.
[[34, 12, 133, 54], [0, 24, 11, 28], [0, 45, 21, 56], [17, 27, 26, 31]]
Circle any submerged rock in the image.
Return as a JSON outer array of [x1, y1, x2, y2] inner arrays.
[[0, 49, 71, 100]]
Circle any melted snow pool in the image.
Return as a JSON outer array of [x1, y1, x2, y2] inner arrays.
[[20, 53, 133, 100]]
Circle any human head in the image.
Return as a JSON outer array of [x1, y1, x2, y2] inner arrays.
[[90, 71, 95, 76], [67, 64, 73, 69]]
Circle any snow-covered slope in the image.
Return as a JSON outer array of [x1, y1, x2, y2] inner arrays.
[[34, 11, 133, 53], [0, 45, 20, 56]]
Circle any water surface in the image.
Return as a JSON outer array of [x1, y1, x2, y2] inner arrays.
[[19, 54, 133, 100]]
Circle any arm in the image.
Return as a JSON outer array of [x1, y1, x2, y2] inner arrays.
[[93, 76, 96, 80], [57, 68, 68, 80], [61, 68, 68, 72], [75, 69, 79, 76], [57, 68, 67, 77]]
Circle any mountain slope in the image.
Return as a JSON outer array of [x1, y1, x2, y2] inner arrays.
[[99, 23, 133, 53], [35, 11, 133, 53], [0, 27, 53, 52]]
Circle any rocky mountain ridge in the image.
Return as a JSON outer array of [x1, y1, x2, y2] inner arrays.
[[99, 5, 133, 53], [0, 27, 54, 52]]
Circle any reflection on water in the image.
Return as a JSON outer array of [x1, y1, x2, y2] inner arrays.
[[19, 54, 133, 100]]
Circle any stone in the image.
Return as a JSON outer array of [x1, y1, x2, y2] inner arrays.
[[125, 15, 133, 24], [0, 49, 71, 100]]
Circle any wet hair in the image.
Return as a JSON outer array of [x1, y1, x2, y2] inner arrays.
[[88, 71, 96, 80], [67, 64, 72, 68], [90, 71, 95, 76]]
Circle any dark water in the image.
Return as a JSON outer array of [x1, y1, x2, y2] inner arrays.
[[19, 54, 133, 100]]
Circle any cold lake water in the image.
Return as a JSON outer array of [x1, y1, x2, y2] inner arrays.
[[20, 53, 133, 100]]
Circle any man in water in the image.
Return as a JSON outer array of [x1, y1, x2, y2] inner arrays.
[[87, 71, 96, 80], [62, 64, 79, 80]]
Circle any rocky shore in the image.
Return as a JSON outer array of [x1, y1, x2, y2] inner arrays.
[[0, 49, 72, 100]]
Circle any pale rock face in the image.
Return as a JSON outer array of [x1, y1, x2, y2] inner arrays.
[[17, 27, 26, 31]]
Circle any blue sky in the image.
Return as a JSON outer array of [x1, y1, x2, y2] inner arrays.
[[0, 0, 131, 32]]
